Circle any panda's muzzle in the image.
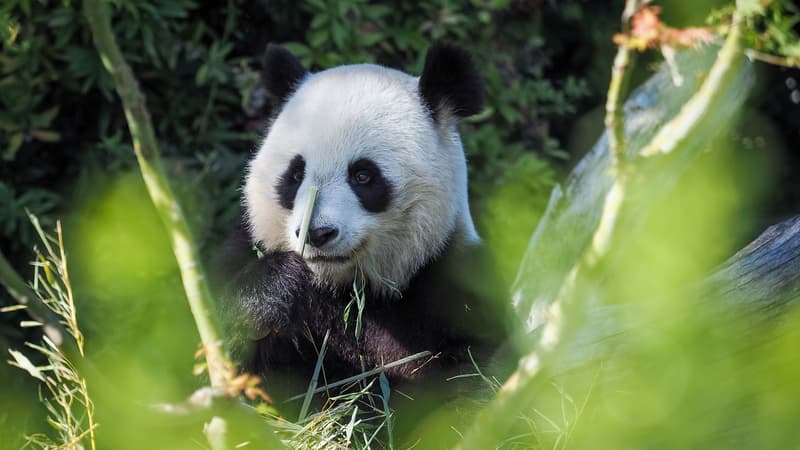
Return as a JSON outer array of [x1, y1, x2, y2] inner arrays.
[[304, 239, 367, 265], [294, 226, 339, 248], [310, 226, 339, 248]]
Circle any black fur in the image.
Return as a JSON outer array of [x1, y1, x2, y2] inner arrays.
[[213, 213, 509, 397], [418, 44, 484, 120], [211, 218, 312, 359], [263, 44, 308, 104], [347, 158, 393, 213], [275, 154, 305, 210]]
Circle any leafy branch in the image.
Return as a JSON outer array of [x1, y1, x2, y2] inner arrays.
[[82, 0, 231, 390]]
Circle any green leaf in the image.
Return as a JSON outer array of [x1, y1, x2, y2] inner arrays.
[[343, 298, 352, 331], [48, 8, 75, 28], [0, 116, 20, 132], [739, 0, 766, 16], [195, 64, 208, 86], [283, 42, 311, 58], [379, 371, 394, 448], [20, 0, 31, 17], [4, 132, 23, 160], [360, 32, 384, 46], [30, 129, 61, 142], [8, 349, 45, 382], [364, 4, 391, 19], [331, 23, 347, 49], [41, 105, 61, 123], [310, 13, 329, 29], [142, 25, 159, 67], [309, 29, 328, 48], [379, 372, 391, 404]]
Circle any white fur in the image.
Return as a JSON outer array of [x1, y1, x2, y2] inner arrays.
[[244, 63, 478, 293]]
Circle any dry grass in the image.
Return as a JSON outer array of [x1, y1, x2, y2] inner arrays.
[[6, 216, 96, 450]]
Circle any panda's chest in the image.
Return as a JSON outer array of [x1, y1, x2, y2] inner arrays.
[[305, 286, 447, 378]]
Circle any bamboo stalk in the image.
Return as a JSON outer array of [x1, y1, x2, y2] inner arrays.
[[82, 0, 230, 390], [296, 186, 319, 256], [82, 2, 235, 448], [605, 0, 639, 171], [639, 13, 744, 157]]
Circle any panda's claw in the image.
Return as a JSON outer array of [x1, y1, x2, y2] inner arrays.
[[222, 250, 312, 353]]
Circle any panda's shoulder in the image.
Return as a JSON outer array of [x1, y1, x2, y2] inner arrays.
[[402, 239, 497, 304]]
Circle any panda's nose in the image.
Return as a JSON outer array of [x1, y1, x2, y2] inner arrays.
[[304, 226, 339, 248]]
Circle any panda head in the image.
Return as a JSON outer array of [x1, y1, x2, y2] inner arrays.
[[244, 44, 484, 293]]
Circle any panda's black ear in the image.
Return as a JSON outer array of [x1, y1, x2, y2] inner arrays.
[[262, 44, 309, 104], [418, 44, 484, 120]]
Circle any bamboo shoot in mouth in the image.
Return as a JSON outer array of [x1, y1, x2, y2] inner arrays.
[[296, 185, 320, 257]]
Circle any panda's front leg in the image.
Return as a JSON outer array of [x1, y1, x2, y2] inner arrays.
[[220, 251, 312, 356]]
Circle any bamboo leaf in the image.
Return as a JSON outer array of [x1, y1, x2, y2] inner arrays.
[[5, 132, 23, 160], [31, 130, 62, 143], [8, 349, 45, 381]]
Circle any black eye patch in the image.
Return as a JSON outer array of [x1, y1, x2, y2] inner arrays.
[[275, 155, 305, 210], [348, 158, 392, 213]]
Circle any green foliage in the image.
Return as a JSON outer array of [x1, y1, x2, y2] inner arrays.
[[1, 1, 800, 448], [0, 2, 606, 446], [0, 182, 58, 250], [743, 0, 800, 62], [285, 0, 590, 179], [0, 0, 603, 259], [710, 0, 800, 65], [0, 0, 260, 254]]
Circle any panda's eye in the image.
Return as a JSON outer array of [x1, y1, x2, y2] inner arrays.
[[347, 158, 391, 212], [353, 170, 372, 185], [292, 171, 303, 183]]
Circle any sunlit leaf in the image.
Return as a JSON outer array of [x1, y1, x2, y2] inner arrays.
[[8, 349, 45, 381]]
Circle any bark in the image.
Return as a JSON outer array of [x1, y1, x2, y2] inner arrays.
[[706, 215, 800, 311], [550, 214, 800, 375]]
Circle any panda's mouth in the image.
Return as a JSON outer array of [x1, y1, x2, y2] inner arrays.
[[307, 254, 352, 264], [305, 241, 366, 265]]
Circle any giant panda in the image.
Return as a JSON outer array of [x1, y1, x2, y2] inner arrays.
[[215, 44, 511, 419]]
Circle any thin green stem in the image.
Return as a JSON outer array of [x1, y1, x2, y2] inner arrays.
[[82, 0, 230, 389], [285, 350, 433, 401], [605, 0, 640, 171], [640, 12, 744, 157], [744, 49, 799, 68]]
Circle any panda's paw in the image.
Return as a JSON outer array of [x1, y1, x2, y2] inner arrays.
[[240, 250, 312, 338]]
